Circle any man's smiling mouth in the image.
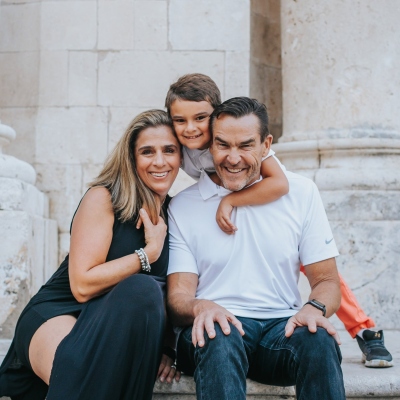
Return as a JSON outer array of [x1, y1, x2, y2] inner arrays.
[[226, 168, 244, 173]]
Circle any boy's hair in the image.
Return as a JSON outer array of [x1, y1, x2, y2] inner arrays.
[[210, 97, 270, 142], [165, 73, 221, 113]]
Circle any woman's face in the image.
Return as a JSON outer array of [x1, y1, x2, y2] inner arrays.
[[135, 125, 181, 199]]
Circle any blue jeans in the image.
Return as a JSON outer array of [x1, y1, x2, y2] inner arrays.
[[177, 316, 345, 400]]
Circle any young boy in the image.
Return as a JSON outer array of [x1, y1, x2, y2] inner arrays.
[[165, 73, 289, 234], [165, 73, 393, 368]]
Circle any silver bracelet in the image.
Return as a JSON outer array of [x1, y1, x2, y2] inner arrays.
[[135, 248, 151, 272]]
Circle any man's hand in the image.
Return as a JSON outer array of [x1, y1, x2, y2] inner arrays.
[[216, 197, 237, 234], [285, 304, 341, 344], [192, 300, 244, 347]]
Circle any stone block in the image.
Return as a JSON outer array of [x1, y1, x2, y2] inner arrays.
[[169, 0, 250, 51], [169, 169, 195, 197], [69, 51, 98, 106], [98, 1, 134, 50], [251, 0, 280, 22], [281, 1, 400, 136], [0, 211, 31, 339], [35, 164, 83, 233], [250, 4, 281, 68], [134, 1, 168, 50], [0, 3, 40, 52], [250, 63, 282, 126], [321, 190, 400, 222], [0, 52, 39, 107], [35, 107, 108, 164], [0, 108, 37, 165], [224, 51, 250, 99], [41, 1, 97, 50], [108, 107, 150, 151], [332, 220, 400, 329], [98, 51, 224, 107], [58, 232, 70, 266], [44, 218, 58, 281], [82, 164, 104, 188], [0, 178, 48, 217], [39, 51, 69, 106]]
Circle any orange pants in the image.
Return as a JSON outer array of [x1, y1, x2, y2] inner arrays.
[[300, 266, 375, 338]]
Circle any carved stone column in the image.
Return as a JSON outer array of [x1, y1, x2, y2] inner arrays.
[[275, 1, 400, 328], [0, 121, 57, 339]]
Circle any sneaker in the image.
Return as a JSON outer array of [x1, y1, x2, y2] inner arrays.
[[356, 329, 394, 368]]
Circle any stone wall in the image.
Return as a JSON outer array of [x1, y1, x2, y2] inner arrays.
[[250, 0, 282, 142], [0, 0, 251, 262]]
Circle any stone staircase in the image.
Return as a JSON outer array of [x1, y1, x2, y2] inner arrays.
[[1, 330, 399, 399]]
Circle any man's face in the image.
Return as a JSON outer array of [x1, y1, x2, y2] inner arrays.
[[209, 114, 272, 191]]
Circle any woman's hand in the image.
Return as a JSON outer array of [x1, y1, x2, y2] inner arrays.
[[140, 208, 167, 264], [157, 354, 181, 383]]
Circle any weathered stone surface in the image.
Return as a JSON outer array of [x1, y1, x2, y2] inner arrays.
[[35, 107, 108, 164], [225, 51, 250, 99], [0, 2, 40, 52], [98, 51, 225, 107], [108, 106, 150, 151], [0, 108, 37, 165], [41, 1, 97, 50], [39, 51, 69, 106], [98, 1, 134, 50], [0, 212, 30, 339], [35, 164, 83, 233], [134, 1, 167, 50], [0, 178, 47, 217], [169, 0, 249, 51], [280, 0, 400, 140], [0, 52, 39, 107], [169, 169, 195, 197], [69, 51, 98, 106]]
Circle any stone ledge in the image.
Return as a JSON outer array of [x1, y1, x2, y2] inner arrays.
[[1, 331, 399, 399]]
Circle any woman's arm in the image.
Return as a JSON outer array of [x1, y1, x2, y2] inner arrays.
[[69, 187, 167, 303], [216, 156, 289, 233]]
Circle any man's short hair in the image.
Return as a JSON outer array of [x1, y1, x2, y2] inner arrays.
[[165, 73, 221, 113], [209, 97, 269, 142]]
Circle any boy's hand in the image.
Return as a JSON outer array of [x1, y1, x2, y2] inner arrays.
[[216, 197, 237, 234]]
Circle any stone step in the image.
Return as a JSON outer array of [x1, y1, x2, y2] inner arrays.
[[1, 330, 399, 399]]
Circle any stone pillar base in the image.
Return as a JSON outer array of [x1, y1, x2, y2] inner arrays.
[[0, 178, 57, 339], [274, 138, 400, 329]]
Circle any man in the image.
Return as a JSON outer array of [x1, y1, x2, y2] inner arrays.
[[167, 97, 346, 399]]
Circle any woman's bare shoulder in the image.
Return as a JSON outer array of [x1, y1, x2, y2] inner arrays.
[[77, 186, 114, 217]]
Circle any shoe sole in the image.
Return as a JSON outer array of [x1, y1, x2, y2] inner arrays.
[[362, 353, 394, 368]]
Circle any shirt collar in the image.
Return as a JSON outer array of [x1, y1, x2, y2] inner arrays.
[[198, 170, 262, 200]]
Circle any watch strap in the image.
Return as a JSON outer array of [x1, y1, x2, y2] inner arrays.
[[304, 299, 326, 317]]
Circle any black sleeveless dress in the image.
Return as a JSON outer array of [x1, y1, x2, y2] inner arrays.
[[0, 194, 171, 400]]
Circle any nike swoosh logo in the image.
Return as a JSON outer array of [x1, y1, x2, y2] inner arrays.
[[325, 238, 334, 244]]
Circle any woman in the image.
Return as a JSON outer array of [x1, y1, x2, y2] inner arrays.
[[0, 110, 182, 399]]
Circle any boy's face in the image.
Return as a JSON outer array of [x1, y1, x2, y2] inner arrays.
[[169, 99, 214, 150]]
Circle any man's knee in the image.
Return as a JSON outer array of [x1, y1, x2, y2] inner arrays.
[[292, 327, 342, 364], [195, 322, 246, 363]]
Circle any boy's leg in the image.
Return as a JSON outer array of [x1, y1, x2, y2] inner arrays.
[[302, 269, 393, 368], [336, 273, 375, 337], [300, 266, 375, 337]]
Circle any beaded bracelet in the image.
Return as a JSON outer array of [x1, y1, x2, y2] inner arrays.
[[135, 248, 151, 272]]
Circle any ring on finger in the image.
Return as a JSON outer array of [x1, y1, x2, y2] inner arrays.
[[171, 363, 177, 369]]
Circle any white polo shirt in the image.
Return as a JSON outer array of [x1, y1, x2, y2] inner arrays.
[[182, 147, 284, 181], [167, 171, 339, 319]]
